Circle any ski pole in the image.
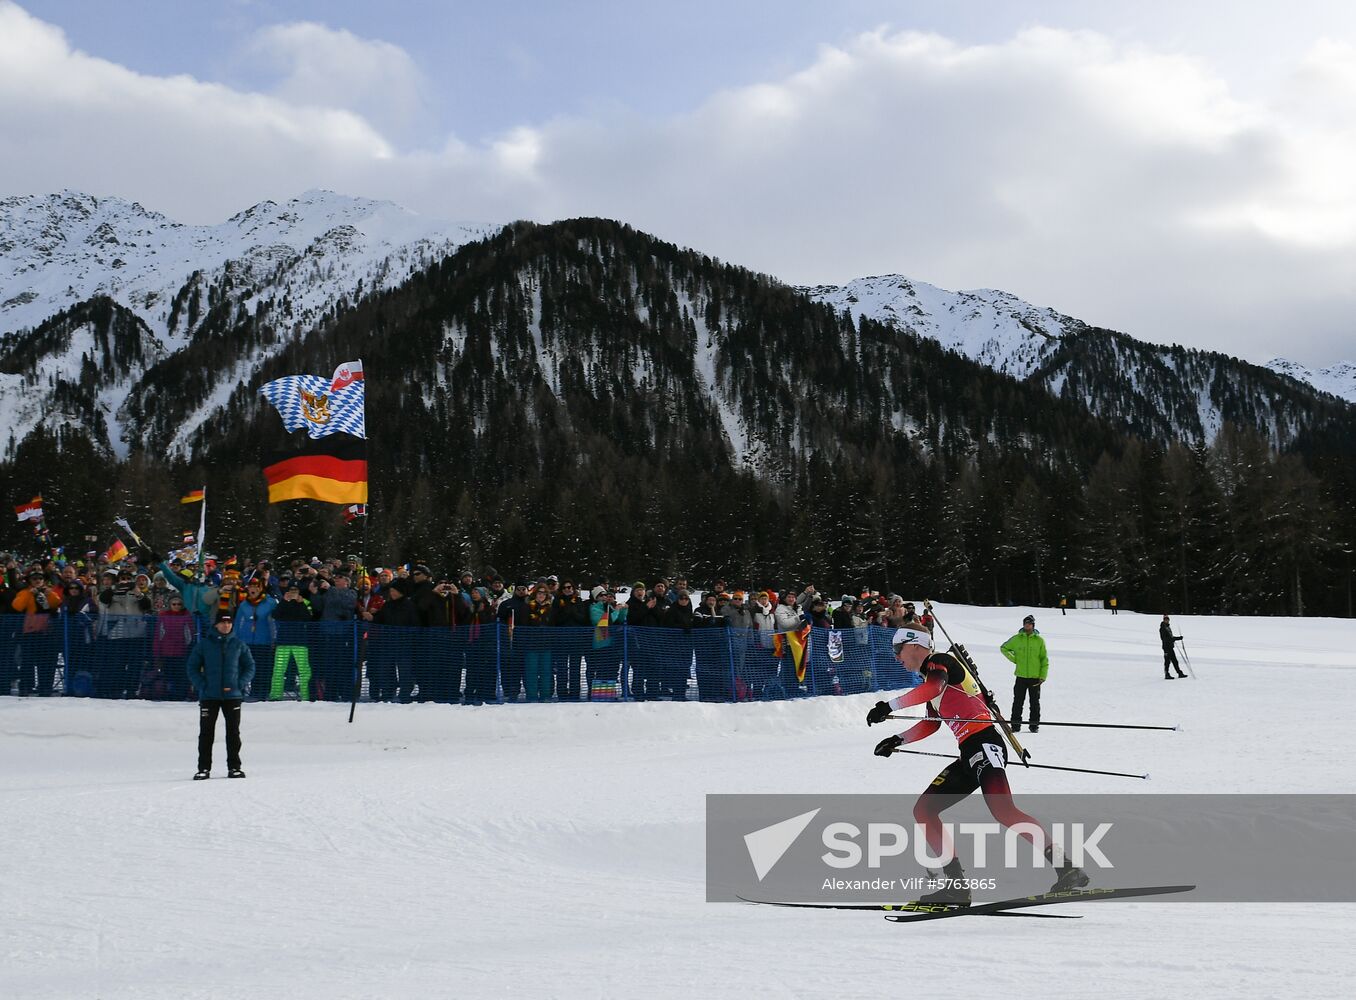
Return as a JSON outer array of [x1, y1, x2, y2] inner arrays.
[[888, 747, 1149, 780], [923, 599, 1031, 766], [887, 714, 1178, 732], [1176, 637, 1197, 679]]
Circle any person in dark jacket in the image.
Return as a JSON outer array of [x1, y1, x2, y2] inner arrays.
[[463, 588, 498, 705], [551, 580, 589, 701], [407, 566, 459, 703], [497, 583, 530, 702], [1160, 615, 1186, 680], [694, 591, 730, 701], [520, 584, 555, 702], [663, 591, 696, 700], [804, 595, 833, 629], [186, 611, 256, 779], [60, 579, 101, 696], [372, 578, 421, 702], [310, 573, 357, 701], [624, 584, 654, 700]]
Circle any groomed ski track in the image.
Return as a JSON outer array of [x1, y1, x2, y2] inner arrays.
[[2, 605, 1351, 998]]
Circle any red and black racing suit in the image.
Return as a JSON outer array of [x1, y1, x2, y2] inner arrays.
[[883, 651, 1049, 859]]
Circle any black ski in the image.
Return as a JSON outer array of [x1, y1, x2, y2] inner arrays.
[[883, 884, 1196, 922], [736, 896, 1080, 919]]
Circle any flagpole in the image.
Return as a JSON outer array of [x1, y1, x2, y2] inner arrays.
[[196, 485, 207, 577], [349, 360, 367, 724]]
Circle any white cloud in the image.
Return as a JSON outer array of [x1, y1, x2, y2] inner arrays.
[[0, 2, 393, 214], [0, 1, 1353, 364], [243, 21, 429, 142]]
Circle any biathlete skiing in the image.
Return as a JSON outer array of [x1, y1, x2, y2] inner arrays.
[[866, 626, 1089, 907]]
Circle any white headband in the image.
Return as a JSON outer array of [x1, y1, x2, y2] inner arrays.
[[892, 627, 932, 650]]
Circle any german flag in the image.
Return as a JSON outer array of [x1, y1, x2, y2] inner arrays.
[[263, 436, 368, 505], [179, 488, 205, 504], [772, 622, 813, 683]]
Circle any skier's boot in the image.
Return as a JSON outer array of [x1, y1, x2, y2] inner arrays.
[[1176, 670, 1187, 678], [912, 858, 971, 907], [193, 770, 210, 780], [228, 768, 246, 779], [1050, 861, 1090, 893], [1164, 672, 1174, 680]]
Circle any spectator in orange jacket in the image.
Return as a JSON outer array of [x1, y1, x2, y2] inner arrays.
[[11, 570, 63, 696]]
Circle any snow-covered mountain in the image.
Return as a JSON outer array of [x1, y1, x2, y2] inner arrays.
[[1264, 358, 1356, 405], [1, 189, 1351, 463], [803, 274, 1087, 380], [807, 274, 1356, 444], [0, 190, 494, 456], [0, 189, 492, 343]]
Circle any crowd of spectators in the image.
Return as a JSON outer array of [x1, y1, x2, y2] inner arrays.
[[3, 547, 933, 704]]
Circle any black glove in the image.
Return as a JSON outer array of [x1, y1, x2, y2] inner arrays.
[[866, 701, 891, 726], [874, 735, 902, 757]]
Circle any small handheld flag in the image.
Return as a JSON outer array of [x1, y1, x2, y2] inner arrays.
[[14, 496, 43, 522], [343, 503, 368, 523], [113, 517, 148, 549], [103, 539, 129, 563], [180, 488, 205, 504], [329, 360, 364, 393]]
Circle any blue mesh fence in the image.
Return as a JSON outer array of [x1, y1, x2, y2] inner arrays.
[[0, 615, 921, 704]]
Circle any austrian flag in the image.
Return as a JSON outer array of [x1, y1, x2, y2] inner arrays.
[[14, 496, 44, 522]]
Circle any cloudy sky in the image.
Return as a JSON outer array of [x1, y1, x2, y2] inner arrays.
[[3, 1, 1354, 366]]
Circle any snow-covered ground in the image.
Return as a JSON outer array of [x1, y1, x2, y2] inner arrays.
[[3, 604, 1353, 999]]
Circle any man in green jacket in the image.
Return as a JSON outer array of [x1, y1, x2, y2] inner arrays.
[[1000, 614, 1049, 733], [186, 611, 256, 780]]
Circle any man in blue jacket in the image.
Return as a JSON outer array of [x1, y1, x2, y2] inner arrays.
[[187, 611, 256, 780]]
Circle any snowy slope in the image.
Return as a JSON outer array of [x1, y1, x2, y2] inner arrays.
[[1265, 357, 1356, 404], [2, 605, 1352, 999], [0, 299, 166, 458], [804, 274, 1087, 379], [3, 190, 1351, 459], [0, 190, 494, 456], [0, 190, 493, 346], [808, 275, 1356, 446]]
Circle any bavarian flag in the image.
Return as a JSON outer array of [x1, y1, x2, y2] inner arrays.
[[772, 622, 813, 683], [263, 436, 368, 505]]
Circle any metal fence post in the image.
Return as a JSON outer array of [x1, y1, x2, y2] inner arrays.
[[725, 628, 737, 703], [60, 609, 71, 695], [808, 626, 819, 697], [495, 622, 503, 704], [352, 619, 361, 704]]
